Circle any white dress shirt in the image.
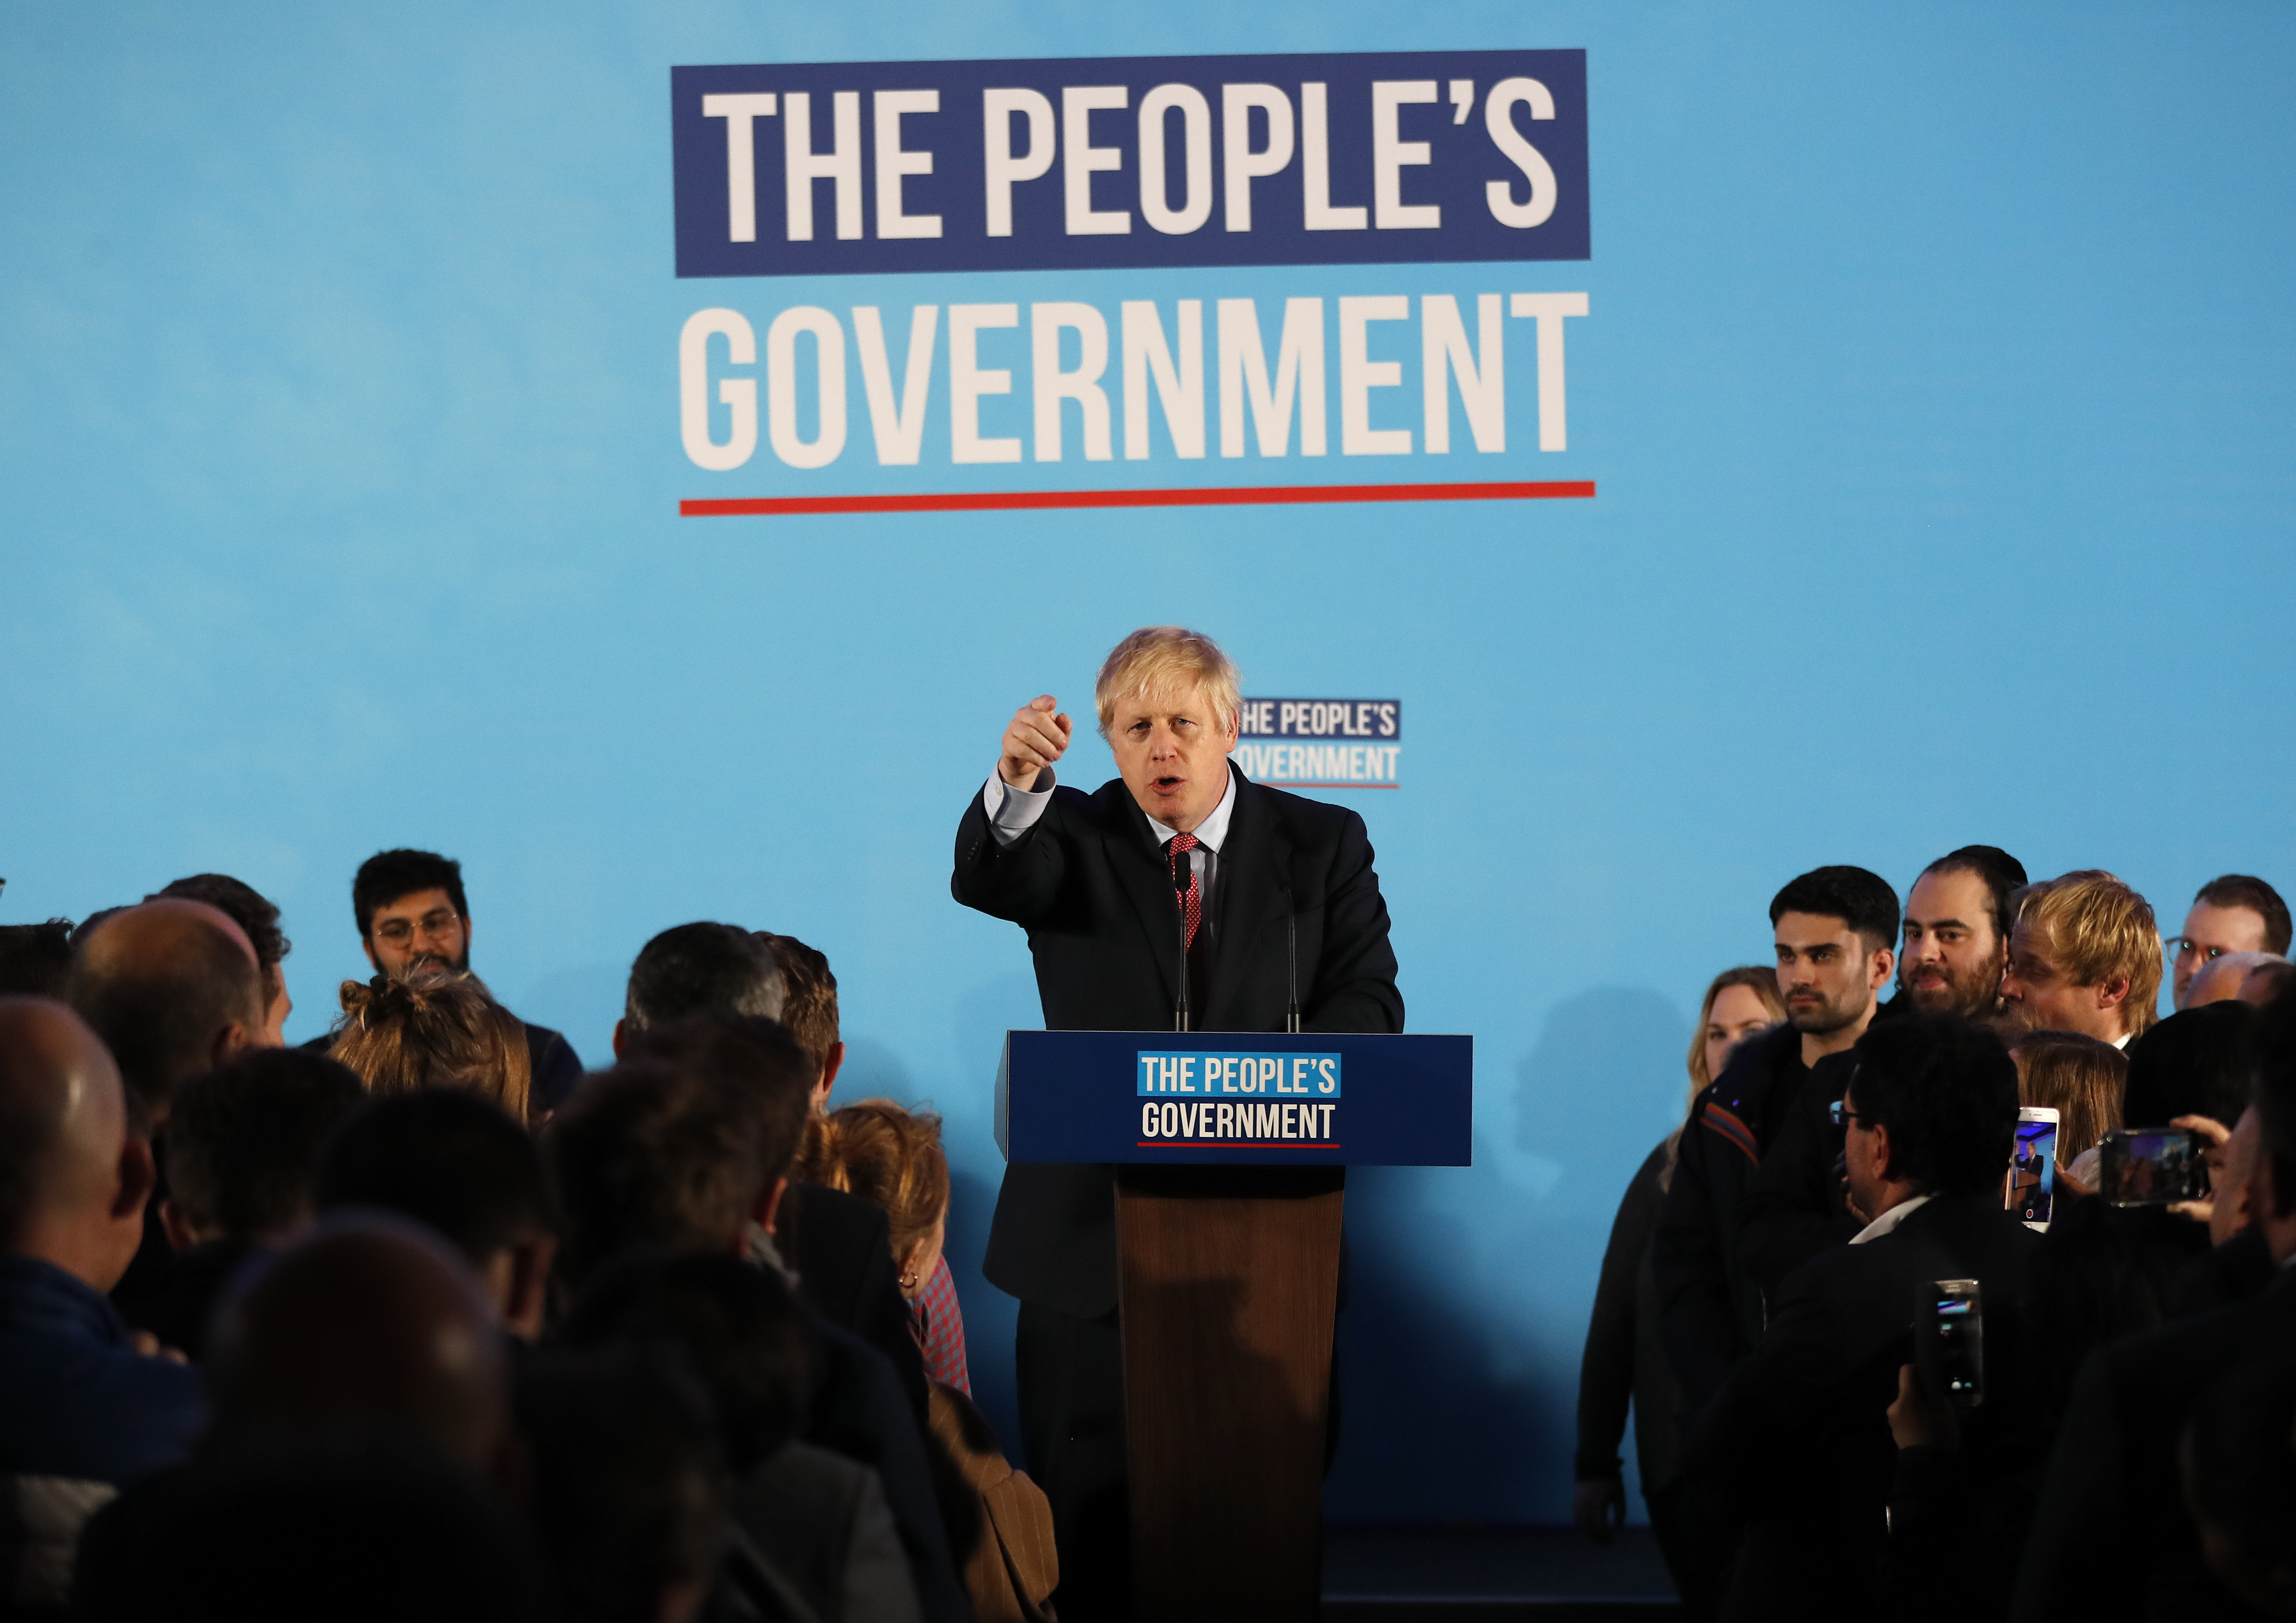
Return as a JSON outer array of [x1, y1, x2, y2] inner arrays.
[[1848, 1191, 1935, 1245], [983, 766, 1240, 939]]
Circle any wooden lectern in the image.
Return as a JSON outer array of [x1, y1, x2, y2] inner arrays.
[[998, 1031, 1473, 1623]]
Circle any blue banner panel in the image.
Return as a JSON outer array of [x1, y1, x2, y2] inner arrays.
[[672, 50, 1589, 278], [1239, 698, 1403, 739], [998, 1030, 1472, 1166]]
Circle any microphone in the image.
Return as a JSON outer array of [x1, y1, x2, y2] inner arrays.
[[1279, 886, 1300, 1034], [1171, 852, 1192, 1033]]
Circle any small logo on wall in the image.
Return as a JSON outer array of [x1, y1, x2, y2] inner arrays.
[[1236, 698, 1401, 789]]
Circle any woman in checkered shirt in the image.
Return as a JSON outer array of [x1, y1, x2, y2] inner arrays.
[[807, 1098, 969, 1393]]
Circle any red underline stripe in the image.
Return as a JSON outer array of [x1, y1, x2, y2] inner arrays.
[[1136, 1142, 1342, 1149], [681, 479, 1593, 517]]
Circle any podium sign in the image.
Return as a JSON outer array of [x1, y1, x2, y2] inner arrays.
[[993, 1027, 1470, 1621], [995, 1029, 1472, 1166]]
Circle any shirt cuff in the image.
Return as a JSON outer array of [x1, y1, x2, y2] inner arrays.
[[983, 769, 1055, 846]]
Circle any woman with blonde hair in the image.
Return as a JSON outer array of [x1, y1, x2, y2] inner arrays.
[[806, 1099, 1059, 1623], [1573, 965, 1786, 1617], [801, 1098, 963, 1388], [328, 970, 534, 1122]]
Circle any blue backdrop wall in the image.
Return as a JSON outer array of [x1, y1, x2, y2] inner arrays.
[[4, 0, 2293, 1524]]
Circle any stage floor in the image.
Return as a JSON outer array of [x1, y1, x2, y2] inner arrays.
[[1322, 1525, 1681, 1620]]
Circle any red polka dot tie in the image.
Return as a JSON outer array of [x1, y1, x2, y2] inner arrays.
[[1166, 833, 1202, 952]]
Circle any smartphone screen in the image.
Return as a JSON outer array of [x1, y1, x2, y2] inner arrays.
[[1915, 1278, 1985, 1410], [2099, 1127, 2209, 1206], [2006, 1107, 2059, 1230]]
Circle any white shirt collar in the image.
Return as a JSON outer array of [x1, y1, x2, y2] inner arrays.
[[1849, 1191, 1935, 1245], [1145, 763, 1237, 853], [2111, 1032, 2133, 1051]]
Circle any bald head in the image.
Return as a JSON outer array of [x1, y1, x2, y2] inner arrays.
[[0, 997, 153, 1291], [209, 1222, 509, 1472], [68, 899, 266, 1127], [2189, 952, 2289, 1009]]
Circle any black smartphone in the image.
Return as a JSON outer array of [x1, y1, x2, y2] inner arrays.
[[2096, 1127, 2210, 1207], [1912, 1278, 1984, 1411]]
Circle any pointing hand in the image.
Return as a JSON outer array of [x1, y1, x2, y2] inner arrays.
[[999, 695, 1073, 790]]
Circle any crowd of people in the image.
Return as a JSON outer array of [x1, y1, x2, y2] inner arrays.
[[1572, 853, 2296, 1621], [6, 835, 2293, 1623], [0, 849, 1054, 1623]]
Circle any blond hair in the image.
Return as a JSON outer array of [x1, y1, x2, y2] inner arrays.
[[1685, 965, 1788, 1097], [330, 971, 533, 1121], [2008, 1029, 2126, 1163], [1093, 626, 1241, 741], [2014, 870, 2164, 1037], [801, 1099, 949, 1266]]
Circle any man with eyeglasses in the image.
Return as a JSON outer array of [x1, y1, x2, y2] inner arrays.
[[1689, 1013, 2036, 1620], [333, 849, 584, 1111], [2169, 874, 2292, 1010]]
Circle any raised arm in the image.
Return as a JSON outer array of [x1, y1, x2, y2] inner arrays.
[[951, 696, 1076, 927]]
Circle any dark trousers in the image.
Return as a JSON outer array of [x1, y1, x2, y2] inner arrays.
[[1644, 1475, 1738, 1623], [1016, 1300, 1131, 1623]]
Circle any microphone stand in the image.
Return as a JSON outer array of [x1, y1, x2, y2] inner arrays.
[[1172, 854, 1193, 1033], [1287, 907, 1301, 1034]]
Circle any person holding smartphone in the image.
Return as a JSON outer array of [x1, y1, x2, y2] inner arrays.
[[1685, 1014, 2037, 1620]]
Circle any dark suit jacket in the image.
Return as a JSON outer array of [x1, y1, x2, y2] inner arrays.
[[120, 1239, 260, 1364], [1736, 996, 1912, 1303], [801, 1310, 972, 1623], [952, 764, 1402, 1316], [724, 1441, 920, 1623], [781, 1183, 930, 1426], [1690, 1192, 2038, 1620], [1575, 1137, 1683, 1490], [2012, 1263, 2296, 1623], [1650, 1024, 1809, 1418]]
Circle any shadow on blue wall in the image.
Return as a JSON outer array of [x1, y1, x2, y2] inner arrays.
[[1515, 986, 1693, 1171], [1322, 1158, 1561, 1521], [1323, 986, 1690, 1523]]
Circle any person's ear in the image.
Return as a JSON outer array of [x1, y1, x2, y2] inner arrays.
[[115, 1136, 156, 1224], [360, 934, 380, 973], [212, 1020, 253, 1068], [1870, 946, 1897, 992], [2097, 975, 2133, 1011], [1868, 1121, 1894, 1185], [757, 1175, 789, 1236], [819, 1041, 846, 1095], [504, 1233, 557, 1341], [611, 1018, 626, 1060], [158, 1197, 200, 1254], [2253, 1143, 2288, 1226]]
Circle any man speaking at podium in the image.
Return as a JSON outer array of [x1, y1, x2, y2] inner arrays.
[[952, 626, 1402, 1618]]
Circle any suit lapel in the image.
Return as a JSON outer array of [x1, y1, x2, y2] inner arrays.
[[1204, 766, 1290, 1030], [1097, 785, 1183, 1013]]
